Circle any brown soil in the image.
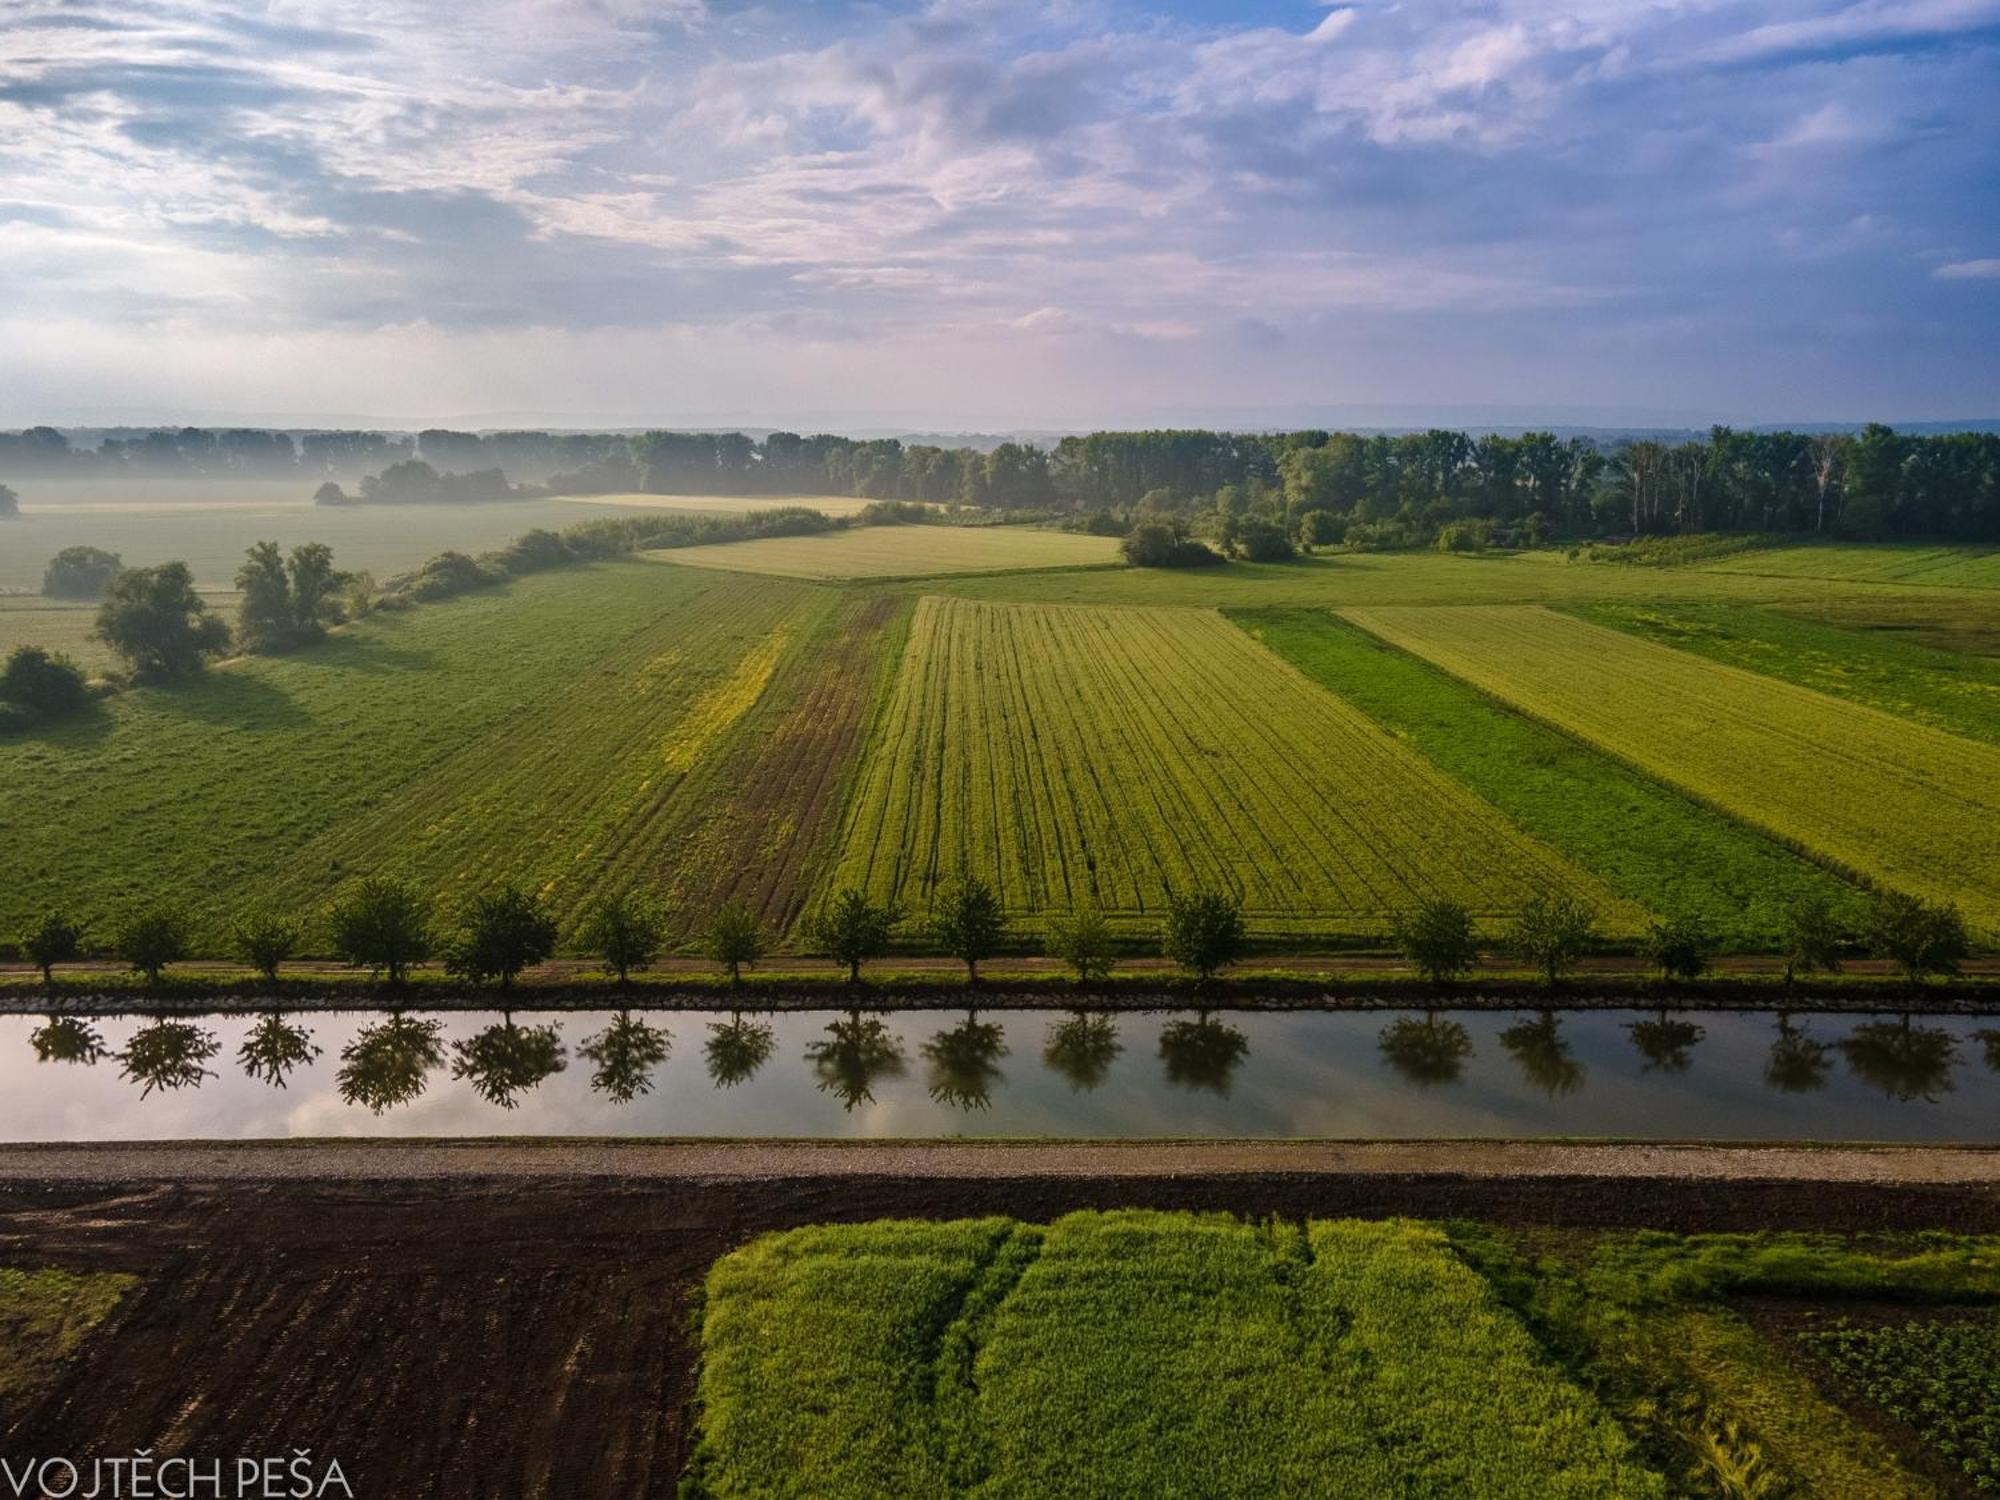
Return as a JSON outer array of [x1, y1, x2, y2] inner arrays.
[[0, 1142, 1997, 1498]]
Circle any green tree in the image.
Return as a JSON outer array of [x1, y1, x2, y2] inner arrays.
[[1161, 890, 1246, 982], [1507, 892, 1598, 989], [235, 540, 294, 652], [1779, 895, 1845, 986], [1865, 891, 1969, 984], [1640, 912, 1712, 983], [808, 890, 898, 983], [232, 911, 301, 984], [932, 879, 1006, 982], [41, 545, 122, 599], [116, 905, 191, 987], [0, 646, 90, 718], [287, 541, 345, 636], [1045, 903, 1116, 984], [705, 901, 767, 984], [444, 885, 558, 989], [94, 562, 230, 677], [327, 877, 432, 984], [1390, 899, 1479, 986], [581, 891, 664, 985], [22, 912, 85, 986]]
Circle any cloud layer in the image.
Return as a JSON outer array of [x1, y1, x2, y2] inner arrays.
[[2, 0, 1997, 426]]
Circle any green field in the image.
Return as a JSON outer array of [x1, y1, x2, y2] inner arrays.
[[0, 1265, 134, 1409], [1236, 608, 1867, 944], [1698, 542, 2000, 589], [689, 1212, 1658, 1498], [0, 562, 893, 940], [554, 490, 879, 517], [1577, 601, 2000, 744], [826, 596, 1626, 937], [691, 1214, 2000, 1499], [1346, 604, 2000, 933], [653, 524, 1122, 580]]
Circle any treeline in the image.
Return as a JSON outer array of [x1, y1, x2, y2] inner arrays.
[[0, 427, 626, 483], [6, 878, 1976, 992]]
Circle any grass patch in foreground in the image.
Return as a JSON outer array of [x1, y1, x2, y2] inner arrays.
[[0, 1266, 135, 1409], [1234, 608, 1863, 945], [688, 1210, 1661, 1498], [1804, 1312, 2000, 1491]]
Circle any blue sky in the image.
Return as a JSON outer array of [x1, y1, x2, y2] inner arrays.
[[2, 0, 1997, 428]]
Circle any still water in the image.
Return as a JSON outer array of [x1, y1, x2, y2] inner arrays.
[[1, 1006, 1996, 1141]]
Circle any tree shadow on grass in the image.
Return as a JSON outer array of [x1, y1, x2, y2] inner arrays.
[[142, 668, 313, 731]]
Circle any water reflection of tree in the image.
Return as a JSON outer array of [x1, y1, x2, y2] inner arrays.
[[118, 1017, 221, 1098], [238, 1012, 321, 1088], [579, 1011, 670, 1104], [1043, 1011, 1122, 1092], [1499, 1011, 1584, 1099], [1378, 1013, 1473, 1087], [1158, 1011, 1249, 1097], [706, 1012, 776, 1089], [923, 1012, 1008, 1110], [1976, 1029, 2000, 1073], [451, 1013, 567, 1109], [1764, 1013, 1832, 1094], [337, 1013, 445, 1114], [31, 1015, 105, 1066], [806, 1010, 906, 1111], [1626, 1009, 1704, 1074], [1837, 1015, 1958, 1103]]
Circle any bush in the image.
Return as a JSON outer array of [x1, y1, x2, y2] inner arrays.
[[94, 562, 231, 677], [1234, 517, 1295, 562], [0, 646, 90, 720], [41, 545, 123, 599], [116, 905, 191, 986], [808, 890, 898, 983], [394, 550, 500, 603], [1161, 890, 1246, 981], [1865, 891, 1969, 983], [581, 891, 664, 985], [1390, 899, 1479, 985], [1435, 518, 1494, 553], [328, 877, 432, 983], [494, 528, 573, 574], [442, 885, 558, 989], [1508, 891, 1599, 987], [1122, 522, 1222, 568]]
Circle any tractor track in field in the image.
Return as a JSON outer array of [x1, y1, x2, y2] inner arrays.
[[0, 1142, 1996, 1497]]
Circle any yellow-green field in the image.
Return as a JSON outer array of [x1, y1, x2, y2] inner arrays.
[[652, 524, 1122, 580], [1345, 604, 2000, 933], [1698, 544, 2000, 589], [825, 596, 1627, 937]]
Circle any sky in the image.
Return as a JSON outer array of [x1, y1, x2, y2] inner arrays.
[[2, 0, 1998, 431]]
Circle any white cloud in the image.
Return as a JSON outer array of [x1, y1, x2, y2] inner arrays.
[[1935, 258, 2000, 279]]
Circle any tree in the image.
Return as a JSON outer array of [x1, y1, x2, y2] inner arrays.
[[1865, 891, 1969, 984], [1779, 895, 1845, 986], [313, 480, 351, 506], [328, 877, 432, 983], [1045, 903, 1115, 983], [1640, 912, 1712, 983], [581, 891, 663, 985], [232, 911, 301, 983], [808, 890, 898, 983], [116, 904, 191, 987], [932, 879, 1006, 981], [0, 645, 90, 718], [1233, 516, 1295, 562], [1507, 891, 1598, 988], [1121, 521, 1221, 568], [443, 885, 558, 989], [42, 545, 123, 599], [94, 562, 230, 677], [1161, 890, 1246, 982], [0, 483, 17, 517], [705, 901, 766, 984], [22, 912, 85, 986], [1390, 898, 1479, 986], [235, 540, 293, 652]]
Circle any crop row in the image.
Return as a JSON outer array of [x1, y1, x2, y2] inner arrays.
[[825, 597, 1626, 936], [1345, 604, 2000, 935]]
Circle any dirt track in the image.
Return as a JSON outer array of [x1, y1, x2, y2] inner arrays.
[[1, 1141, 1997, 1498]]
